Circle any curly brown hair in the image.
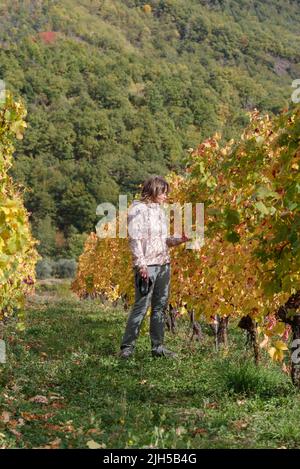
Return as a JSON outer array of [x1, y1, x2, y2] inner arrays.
[[140, 175, 170, 203]]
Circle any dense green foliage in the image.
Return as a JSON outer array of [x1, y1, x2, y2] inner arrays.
[[0, 0, 299, 254]]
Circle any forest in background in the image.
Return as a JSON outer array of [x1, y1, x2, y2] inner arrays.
[[0, 0, 299, 258]]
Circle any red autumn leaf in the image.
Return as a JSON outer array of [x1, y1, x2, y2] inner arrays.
[[192, 428, 207, 436]]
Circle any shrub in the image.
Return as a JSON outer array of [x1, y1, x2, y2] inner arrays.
[[52, 258, 77, 279], [35, 258, 54, 279]]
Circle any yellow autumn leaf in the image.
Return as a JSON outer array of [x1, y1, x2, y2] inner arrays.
[[273, 340, 288, 351], [179, 305, 188, 316], [268, 347, 284, 362], [270, 322, 286, 336]]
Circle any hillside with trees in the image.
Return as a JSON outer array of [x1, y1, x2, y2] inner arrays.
[[0, 0, 299, 256]]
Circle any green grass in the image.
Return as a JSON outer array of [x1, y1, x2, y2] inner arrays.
[[0, 290, 299, 449]]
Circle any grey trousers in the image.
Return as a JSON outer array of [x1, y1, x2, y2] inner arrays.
[[120, 263, 171, 353]]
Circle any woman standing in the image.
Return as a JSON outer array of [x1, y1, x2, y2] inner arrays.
[[119, 175, 190, 358]]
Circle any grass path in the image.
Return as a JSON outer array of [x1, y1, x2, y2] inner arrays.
[[1, 283, 300, 448]]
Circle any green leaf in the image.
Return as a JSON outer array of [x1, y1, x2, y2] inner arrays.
[[224, 208, 240, 229], [254, 201, 269, 215], [226, 230, 240, 243]]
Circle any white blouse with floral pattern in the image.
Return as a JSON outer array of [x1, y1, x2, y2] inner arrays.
[[127, 199, 182, 269]]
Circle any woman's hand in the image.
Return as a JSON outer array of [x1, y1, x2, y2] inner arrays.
[[166, 232, 192, 247], [179, 232, 192, 244], [139, 266, 149, 279]]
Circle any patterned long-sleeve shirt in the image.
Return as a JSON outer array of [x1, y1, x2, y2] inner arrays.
[[127, 199, 182, 268]]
